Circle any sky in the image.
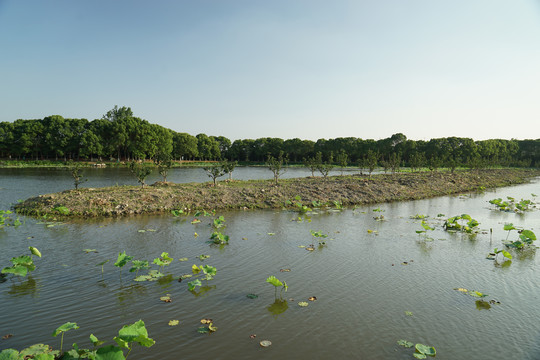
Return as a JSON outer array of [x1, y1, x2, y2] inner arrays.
[[1, 0, 539, 141]]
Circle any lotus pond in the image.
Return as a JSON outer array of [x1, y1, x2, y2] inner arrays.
[[1, 169, 540, 359]]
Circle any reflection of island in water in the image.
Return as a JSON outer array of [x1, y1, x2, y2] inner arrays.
[[8, 276, 40, 297], [267, 299, 288, 317]]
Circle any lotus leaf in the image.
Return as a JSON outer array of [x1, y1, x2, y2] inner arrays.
[[114, 251, 133, 268], [52, 322, 79, 337], [95, 345, 125, 360], [168, 320, 179, 326], [397, 339, 413, 348], [259, 340, 272, 347], [114, 320, 155, 348], [90, 334, 105, 347], [266, 275, 283, 288], [188, 279, 202, 291], [415, 343, 436, 356], [298, 302, 308, 307], [0, 349, 20, 360]]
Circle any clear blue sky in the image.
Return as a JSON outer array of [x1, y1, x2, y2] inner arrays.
[[1, 0, 539, 141]]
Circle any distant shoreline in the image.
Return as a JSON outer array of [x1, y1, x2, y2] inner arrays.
[[14, 169, 540, 218]]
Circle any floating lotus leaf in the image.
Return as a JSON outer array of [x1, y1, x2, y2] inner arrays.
[[298, 245, 306, 248], [178, 258, 188, 262], [138, 230, 146, 233], [298, 302, 309, 307], [134, 275, 152, 282], [160, 295, 172, 302], [246, 293, 258, 299], [405, 311, 413, 316], [83, 249, 97, 254], [308, 296, 317, 301], [259, 340, 272, 347], [280, 268, 291, 272], [476, 300, 491, 310], [268, 233, 275, 236], [397, 339, 414, 348], [467, 290, 487, 298], [168, 320, 179, 326], [197, 327, 209, 334], [198, 254, 210, 261], [191, 219, 201, 224], [192, 264, 201, 274], [306, 247, 315, 251], [413, 354, 426, 359], [454, 288, 468, 292], [415, 344, 436, 356], [194, 232, 199, 237]]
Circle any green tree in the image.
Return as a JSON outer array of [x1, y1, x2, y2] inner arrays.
[[128, 161, 152, 188], [336, 149, 348, 175], [266, 150, 288, 184], [203, 163, 225, 186]]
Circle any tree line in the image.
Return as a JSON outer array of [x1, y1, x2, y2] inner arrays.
[[1, 106, 539, 168]]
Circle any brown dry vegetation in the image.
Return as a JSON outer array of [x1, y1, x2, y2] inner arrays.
[[14, 169, 540, 218]]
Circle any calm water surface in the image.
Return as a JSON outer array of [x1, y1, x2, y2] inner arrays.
[[0, 169, 539, 359]]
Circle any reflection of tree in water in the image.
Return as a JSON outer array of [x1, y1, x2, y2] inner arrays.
[[267, 299, 288, 317], [190, 285, 216, 298], [8, 276, 40, 297]]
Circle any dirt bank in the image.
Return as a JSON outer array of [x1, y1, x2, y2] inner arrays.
[[14, 169, 540, 218]]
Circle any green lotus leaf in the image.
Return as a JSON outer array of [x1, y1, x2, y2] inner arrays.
[[503, 223, 515, 231], [188, 279, 202, 291], [397, 339, 414, 348], [415, 343, 436, 356], [2, 265, 28, 277], [413, 354, 426, 359], [90, 334, 105, 347], [202, 265, 217, 277], [197, 327, 210, 334], [94, 345, 125, 360], [114, 251, 133, 268], [134, 275, 152, 282], [178, 258, 188, 262], [298, 302, 309, 307], [266, 275, 283, 288], [0, 349, 20, 360], [52, 322, 79, 337], [246, 293, 258, 299], [168, 320, 179, 326], [521, 230, 536, 241], [115, 320, 155, 348]]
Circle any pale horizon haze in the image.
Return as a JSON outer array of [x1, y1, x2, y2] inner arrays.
[[1, 0, 539, 141]]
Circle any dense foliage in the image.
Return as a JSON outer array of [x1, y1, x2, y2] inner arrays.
[[1, 106, 539, 168]]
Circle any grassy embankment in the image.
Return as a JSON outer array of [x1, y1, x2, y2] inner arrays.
[[14, 168, 540, 218]]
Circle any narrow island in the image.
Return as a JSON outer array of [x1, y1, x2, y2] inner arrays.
[[14, 168, 540, 218]]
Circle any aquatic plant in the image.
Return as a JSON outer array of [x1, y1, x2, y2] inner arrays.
[[489, 197, 535, 213], [52, 322, 79, 354], [129, 260, 150, 277], [198, 318, 218, 334], [188, 264, 217, 291], [213, 215, 226, 229], [97, 259, 109, 274], [153, 252, 173, 271], [210, 231, 229, 245], [486, 248, 512, 262], [2, 246, 41, 278], [171, 209, 184, 217], [503, 226, 536, 249], [266, 275, 288, 298], [310, 230, 328, 245], [113, 320, 155, 359], [114, 251, 133, 280], [443, 214, 479, 234], [0, 210, 22, 229]]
